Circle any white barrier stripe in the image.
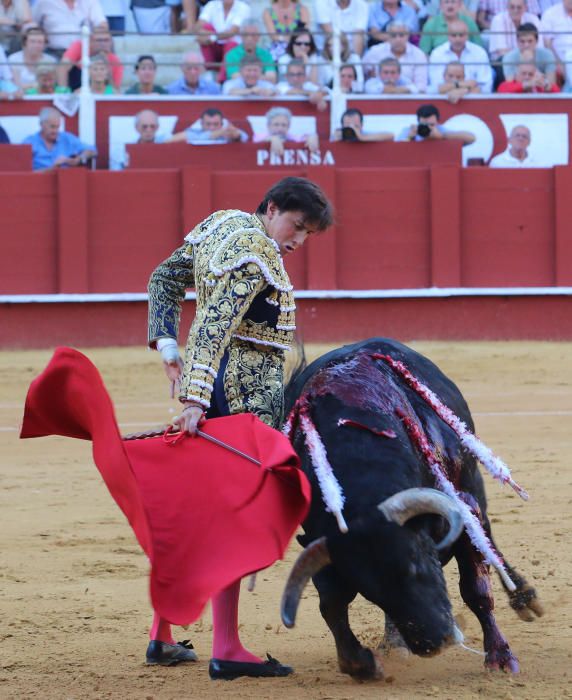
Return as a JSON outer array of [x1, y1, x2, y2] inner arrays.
[[2, 287, 572, 304]]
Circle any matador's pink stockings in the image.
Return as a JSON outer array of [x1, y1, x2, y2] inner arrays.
[[149, 612, 175, 644], [211, 579, 262, 663], [150, 579, 261, 662]]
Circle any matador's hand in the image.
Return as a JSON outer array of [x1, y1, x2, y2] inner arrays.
[[172, 403, 205, 435], [163, 357, 183, 399]]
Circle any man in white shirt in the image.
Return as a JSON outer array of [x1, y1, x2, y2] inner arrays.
[[222, 54, 276, 96], [429, 19, 493, 92], [32, 0, 107, 54], [314, 0, 369, 55], [489, 125, 541, 167], [364, 56, 416, 93], [362, 20, 428, 91], [276, 58, 328, 109], [541, 0, 572, 65], [488, 0, 540, 59]]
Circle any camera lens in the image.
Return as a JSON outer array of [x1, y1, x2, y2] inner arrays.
[[417, 123, 431, 138]]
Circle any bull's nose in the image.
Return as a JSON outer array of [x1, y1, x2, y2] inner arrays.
[[444, 623, 464, 648]]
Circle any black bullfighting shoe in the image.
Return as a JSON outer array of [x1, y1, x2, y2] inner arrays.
[[146, 639, 198, 666], [208, 653, 293, 680]]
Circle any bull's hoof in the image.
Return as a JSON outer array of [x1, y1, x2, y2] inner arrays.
[[378, 626, 410, 657], [485, 648, 520, 674], [338, 648, 384, 681], [509, 584, 544, 621]]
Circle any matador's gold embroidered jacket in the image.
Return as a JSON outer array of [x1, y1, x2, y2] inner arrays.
[[148, 209, 296, 428]]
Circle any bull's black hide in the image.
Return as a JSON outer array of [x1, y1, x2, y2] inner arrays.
[[283, 338, 543, 680]]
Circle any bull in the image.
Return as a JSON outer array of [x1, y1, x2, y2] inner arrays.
[[281, 338, 543, 680]]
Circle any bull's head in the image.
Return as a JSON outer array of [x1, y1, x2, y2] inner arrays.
[[281, 488, 464, 656]]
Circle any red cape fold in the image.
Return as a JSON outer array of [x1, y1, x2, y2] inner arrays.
[[20, 347, 311, 625]]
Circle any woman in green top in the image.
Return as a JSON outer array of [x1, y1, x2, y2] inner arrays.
[[75, 53, 116, 95], [125, 55, 168, 95], [262, 0, 311, 60]]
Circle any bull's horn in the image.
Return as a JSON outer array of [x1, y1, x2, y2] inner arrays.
[[378, 488, 464, 551], [281, 537, 331, 628]]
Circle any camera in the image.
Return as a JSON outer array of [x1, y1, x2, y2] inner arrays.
[[341, 126, 359, 142], [417, 123, 431, 138]]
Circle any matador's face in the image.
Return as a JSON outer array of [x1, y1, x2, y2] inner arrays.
[[264, 202, 314, 256]]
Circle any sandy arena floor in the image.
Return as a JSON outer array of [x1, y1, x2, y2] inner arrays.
[[1, 341, 571, 700]]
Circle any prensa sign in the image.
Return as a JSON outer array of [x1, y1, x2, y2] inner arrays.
[[256, 149, 336, 166]]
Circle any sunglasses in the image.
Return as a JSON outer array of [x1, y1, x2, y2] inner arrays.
[[294, 40, 311, 46], [389, 31, 407, 36], [449, 31, 467, 36]]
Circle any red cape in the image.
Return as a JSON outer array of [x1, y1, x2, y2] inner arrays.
[[20, 347, 310, 625]]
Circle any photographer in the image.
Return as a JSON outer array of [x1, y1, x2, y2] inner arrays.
[[397, 104, 475, 145], [333, 108, 394, 143]]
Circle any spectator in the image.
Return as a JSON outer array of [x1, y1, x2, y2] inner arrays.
[[503, 22, 556, 82], [110, 109, 165, 170], [134, 110, 163, 143], [332, 107, 394, 141], [365, 55, 416, 92], [222, 54, 276, 95], [0, 0, 32, 53], [23, 106, 96, 171], [32, 0, 107, 56], [125, 55, 167, 94], [254, 105, 319, 154], [196, 0, 250, 80], [420, 0, 483, 54], [130, 0, 170, 34], [278, 28, 319, 84], [337, 62, 363, 91], [99, 0, 126, 33], [489, 124, 540, 166], [0, 121, 9, 142], [368, 0, 419, 45], [423, 0, 479, 19], [58, 26, 122, 91], [540, 0, 572, 69], [75, 51, 115, 93], [430, 59, 481, 100], [397, 103, 476, 144], [429, 19, 493, 92], [314, 0, 369, 56], [0, 42, 21, 96], [262, 0, 310, 61], [497, 58, 561, 89], [166, 51, 221, 94], [319, 31, 364, 89], [362, 20, 428, 91], [224, 19, 277, 82], [112, 110, 160, 168], [478, 0, 540, 31], [488, 0, 540, 60], [8, 26, 56, 91], [167, 107, 248, 144], [276, 57, 327, 108], [25, 63, 71, 93]]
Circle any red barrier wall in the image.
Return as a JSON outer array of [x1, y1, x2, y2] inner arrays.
[[2, 165, 572, 346], [2, 165, 572, 295], [3, 295, 572, 349]]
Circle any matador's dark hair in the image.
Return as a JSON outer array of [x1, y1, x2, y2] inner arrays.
[[256, 176, 334, 232]]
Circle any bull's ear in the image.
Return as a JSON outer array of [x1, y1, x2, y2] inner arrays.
[[296, 533, 310, 547]]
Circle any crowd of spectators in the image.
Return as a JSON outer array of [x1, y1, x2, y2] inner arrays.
[[0, 0, 571, 97], [0, 0, 568, 170]]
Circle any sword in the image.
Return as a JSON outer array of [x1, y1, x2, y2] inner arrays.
[[123, 424, 262, 467]]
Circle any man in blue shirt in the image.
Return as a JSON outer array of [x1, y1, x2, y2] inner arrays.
[[369, 0, 419, 44], [23, 107, 97, 171], [166, 52, 221, 95], [0, 124, 9, 143]]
